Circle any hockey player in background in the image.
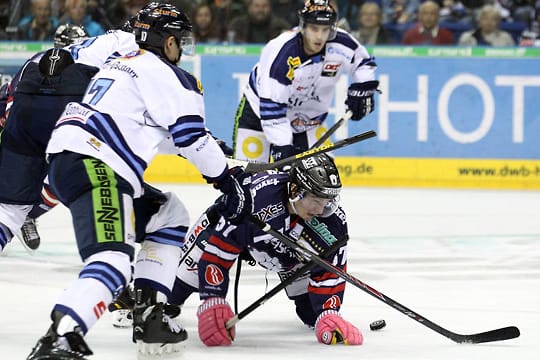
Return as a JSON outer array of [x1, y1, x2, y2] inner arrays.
[[169, 153, 363, 346], [0, 23, 90, 251], [26, 2, 252, 359], [232, 0, 379, 163]]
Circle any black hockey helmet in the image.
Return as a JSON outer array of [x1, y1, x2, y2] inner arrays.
[[38, 48, 74, 77], [290, 153, 341, 199], [133, 2, 194, 58], [54, 24, 89, 48], [299, 0, 338, 40], [289, 153, 342, 217]]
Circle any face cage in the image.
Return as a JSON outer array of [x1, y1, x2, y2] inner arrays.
[[289, 187, 340, 218], [298, 18, 337, 41]]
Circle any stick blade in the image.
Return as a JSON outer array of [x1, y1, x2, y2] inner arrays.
[[452, 326, 520, 344]]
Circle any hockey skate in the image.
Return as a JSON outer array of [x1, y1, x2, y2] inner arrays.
[[27, 327, 93, 360], [108, 285, 135, 328], [17, 217, 41, 252], [132, 287, 187, 356]]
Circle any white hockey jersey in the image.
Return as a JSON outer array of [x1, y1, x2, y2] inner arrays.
[[243, 28, 377, 146], [46, 49, 228, 197], [66, 30, 139, 68]]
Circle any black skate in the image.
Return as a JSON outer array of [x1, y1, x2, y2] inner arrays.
[[27, 328, 93, 360], [133, 288, 187, 356], [17, 217, 41, 252], [108, 285, 135, 328]]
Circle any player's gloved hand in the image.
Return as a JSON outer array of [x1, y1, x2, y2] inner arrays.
[[270, 144, 297, 162], [345, 80, 380, 120], [315, 310, 363, 345], [197, 297, 235, 346], [212, 166, 252, 224]]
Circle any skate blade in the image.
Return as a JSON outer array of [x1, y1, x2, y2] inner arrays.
[[136, 341, 185, 358], [16, 233, 39, 254], [111, 310, 133, 328]]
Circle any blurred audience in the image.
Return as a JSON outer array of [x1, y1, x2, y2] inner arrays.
[[105, 0, 148, 30], [228, 0, 291, 43], [382, 0, 420, 25], [402, 0, 455, 44], [352, 2, 392, 44], [59, 0, 104, 36], [17, 0, 59, 41], [3, 0, 538, 46], [458, 4, 515, 45], [192, 3, 225, 43], [271, 0, 304, 27]]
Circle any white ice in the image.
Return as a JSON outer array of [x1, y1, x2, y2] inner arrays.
[[1, 185, 539, 359]]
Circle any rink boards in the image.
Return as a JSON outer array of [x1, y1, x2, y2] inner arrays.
[[1, 43, 539, 189]]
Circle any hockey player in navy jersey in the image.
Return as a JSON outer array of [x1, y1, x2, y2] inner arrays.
[[233, 0, 379, 163], [0, 23, 89, 251], [170, 153, 362, 346], [26, 3, 252, 359]]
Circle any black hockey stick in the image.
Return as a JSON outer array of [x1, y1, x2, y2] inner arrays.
[[226, 235, 349, 329], [235, 130, 376, 173], [310, 110, 353, 149], [249, 216, 520, 344]]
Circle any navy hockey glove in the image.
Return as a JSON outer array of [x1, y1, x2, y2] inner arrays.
[[212, 167, 253, 225], [270, 144, 297, 162], [345, 80, 380, 121]]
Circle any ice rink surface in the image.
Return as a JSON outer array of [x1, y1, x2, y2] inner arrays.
[[1, 184, 539, 359]]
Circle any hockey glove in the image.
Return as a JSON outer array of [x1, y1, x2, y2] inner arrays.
[[315, 310, 363, 345], [345, 80, 380, 121], [197, 297, 235, 346], [212, 166, 253, 225]]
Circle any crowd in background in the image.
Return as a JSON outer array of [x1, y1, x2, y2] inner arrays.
[[0, 0, 539, 46]]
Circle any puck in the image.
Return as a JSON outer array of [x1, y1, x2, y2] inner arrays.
[[370, 319, 386, 331]]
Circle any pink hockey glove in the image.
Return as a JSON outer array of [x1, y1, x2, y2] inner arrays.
[[197, 297, 235, 346], [315, 310, 363, 345]]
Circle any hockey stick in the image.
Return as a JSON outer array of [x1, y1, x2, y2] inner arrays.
[[226, 235, 349, 329], [310, 110, 353, 149], [249, 216, 520, 344], [228, 130, 376, 173]]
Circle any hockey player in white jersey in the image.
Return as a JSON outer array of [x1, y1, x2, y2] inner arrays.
[[27, 3, 253, 359], [232, 0, 379, 162]]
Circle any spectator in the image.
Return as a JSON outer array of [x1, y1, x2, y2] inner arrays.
[[106, 0, 148, 30], [17, 0, 59, 41], [192, 3, 225, 44], [352, 2, 392, 45], [211, 0, 247, 39], [518, 4, 540, 46], [228, 0, 291, 44], [439, 0, 471, 25], [402, 0, 455, 44], [458, 4, 515, 45], [271, 0, 305, 27], [382, 0, 420, 25], [59, 0, 104, 36]]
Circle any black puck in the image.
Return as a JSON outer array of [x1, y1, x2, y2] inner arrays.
[[370, 319, 386, 331]]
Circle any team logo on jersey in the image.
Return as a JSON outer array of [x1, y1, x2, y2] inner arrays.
[[205, 264, 224, 285], [93, 301, 107, 319], [321, 62, 341, 77], [322, 295, 341, 310], [286, 56, 301, 81]]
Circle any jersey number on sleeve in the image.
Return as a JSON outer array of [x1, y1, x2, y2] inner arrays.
[[87, 78, 114, 105]]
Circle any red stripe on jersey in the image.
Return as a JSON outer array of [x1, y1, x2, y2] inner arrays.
[[208, 234, 241, 254], [308, 282, 346, 295], [200, 252, 235, 269]]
